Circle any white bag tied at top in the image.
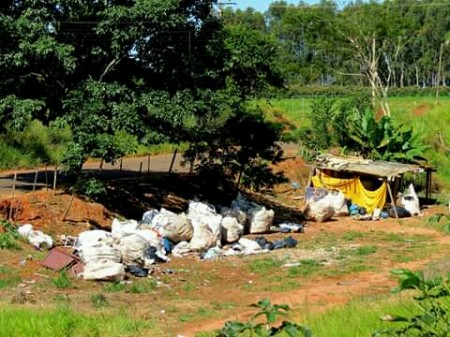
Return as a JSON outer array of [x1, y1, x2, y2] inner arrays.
[[401, 183, 421, 216], [247, 207, 274, 234], [114, 233, 150, 267], [187, 201, 222, 244], [150, 208, 193, 243], [189, 219, 217, 251], [221, 216, 244, 243]]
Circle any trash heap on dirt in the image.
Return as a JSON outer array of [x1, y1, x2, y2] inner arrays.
[[30, 193, 304, 282], [304, 183, 422, 222]]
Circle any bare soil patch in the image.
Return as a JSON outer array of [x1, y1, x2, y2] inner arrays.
[[0, 155, 449, 337]]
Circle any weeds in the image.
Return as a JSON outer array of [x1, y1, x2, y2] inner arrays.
[[216, 298, 312, 337], [426, 214, 450, 234], [52, 271, 72, 289], [249, 258, 283, 274], [104, 281, 126, 293], [0, 266, 20, 290], [374, 269, 450, 336], [127, 279, 157, 294], [91, 293, 109, 308], [0, 220, 20, 250]]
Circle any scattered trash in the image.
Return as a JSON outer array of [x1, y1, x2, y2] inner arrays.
[[41, 248, 77, 271], [18, 224, 53, 249]]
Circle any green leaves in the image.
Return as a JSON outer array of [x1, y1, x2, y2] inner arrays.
[[375, 269, 450, 336], [217, 298, 312, 337]]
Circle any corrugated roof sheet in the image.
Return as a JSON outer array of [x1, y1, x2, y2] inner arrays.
[[314, 154, 426, 178]]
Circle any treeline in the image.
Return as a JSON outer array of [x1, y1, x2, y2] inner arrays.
[[222, 0, 450, 88]]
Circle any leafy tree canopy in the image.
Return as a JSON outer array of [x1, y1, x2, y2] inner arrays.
[[0, 0, 284, 188]]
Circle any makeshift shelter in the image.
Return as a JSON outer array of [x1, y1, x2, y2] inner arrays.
[[308, 154, 435, 216]]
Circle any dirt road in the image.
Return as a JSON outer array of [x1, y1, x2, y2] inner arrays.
[[0, 143, 298, 195]]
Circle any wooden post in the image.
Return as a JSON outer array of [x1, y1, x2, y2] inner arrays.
[[386, 177, 398, 219], [45, 165, 48, 191], [139, 161, 143, 178], [147, 154, 151, 174], [119, 158, 123, 172], [168, 148, 178, 174], [53, 166, 58, 190], [8, 170, 17, 221], [425, 169, 432, 200], [99, 159, 104, 171], [61, 193, 75, 221], [32, 170, 38, 192]]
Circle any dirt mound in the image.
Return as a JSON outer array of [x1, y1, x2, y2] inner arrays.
[[0, 190, 112, 236]]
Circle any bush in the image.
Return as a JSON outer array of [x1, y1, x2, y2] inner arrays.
[[216, 299, 312, 337], [374, 269, 450, 336]]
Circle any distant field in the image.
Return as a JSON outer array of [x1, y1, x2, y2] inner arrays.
[[257, 96, 450, 196]]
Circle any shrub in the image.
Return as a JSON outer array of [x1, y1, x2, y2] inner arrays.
[[374, 269, 450, 336], [216, 298, 312, 337]]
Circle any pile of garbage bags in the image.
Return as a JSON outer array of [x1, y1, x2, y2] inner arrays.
[[66, 193, 290, 281]]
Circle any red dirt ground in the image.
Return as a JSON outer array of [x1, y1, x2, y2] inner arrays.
[[1, 155, 449, 337]]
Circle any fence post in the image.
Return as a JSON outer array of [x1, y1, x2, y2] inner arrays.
[[168, 148, 178, 174]]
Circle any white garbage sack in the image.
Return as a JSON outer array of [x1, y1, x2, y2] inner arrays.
[[238, 238, 269, 255], [17, 224, 53, 249], [150, 208, 193, 243], [187, 201, 222, 245], [305, 198, 335, 222], [221, 216, 244, 243], [114, 233, 150, 267], [325, 190, 348, 216], [80, 243, 122, 265], [247, 207, 274, 234], [189, 220, 217, 251], [82, 261, 125, 281], [76, 230, 113, 250], [172, 241, 192, 257], [132, 229, 162, 248], [401, 184, 421, 216], [111, 218, 140, 240], [141, 209, 159, 224], [188, 201, 217, 218], [221, 207, 248, 226]]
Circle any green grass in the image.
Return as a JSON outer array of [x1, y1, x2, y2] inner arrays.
[[127, 279, 157, 294], [248, 257, 284, 274], [0, 266, 20, 290], [52, 271, 72, 289], [0, 306, 160, 337], [103, 281, 126, 293], [260, 95, 450, 195], [299, 295, 415, 337]]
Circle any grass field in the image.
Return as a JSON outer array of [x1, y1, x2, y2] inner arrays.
[[257, 96, 450, 196]]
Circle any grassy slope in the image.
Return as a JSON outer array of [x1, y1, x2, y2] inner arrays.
[[257, 96, 450, 196]]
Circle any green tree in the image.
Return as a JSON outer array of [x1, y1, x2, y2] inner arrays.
[[0, 0, 285, 189]]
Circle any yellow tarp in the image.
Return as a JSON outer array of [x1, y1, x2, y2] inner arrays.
[[311, 172, 387, 214]]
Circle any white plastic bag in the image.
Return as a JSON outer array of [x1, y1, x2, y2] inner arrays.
[[221, 216, 244, 243], [114, 233, 150, 267], [247, 207, 274, 234], [80, 243, 122, 265], [18, 224, 53, 249], [305, 199, 335, 222], [111, 218, 140, 240], [189, 220, 217, 251], [82, 261, 125, 281], [401, 184, 421, 216], [150, 209, 193, 243], [76, 230, 113, 250]]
